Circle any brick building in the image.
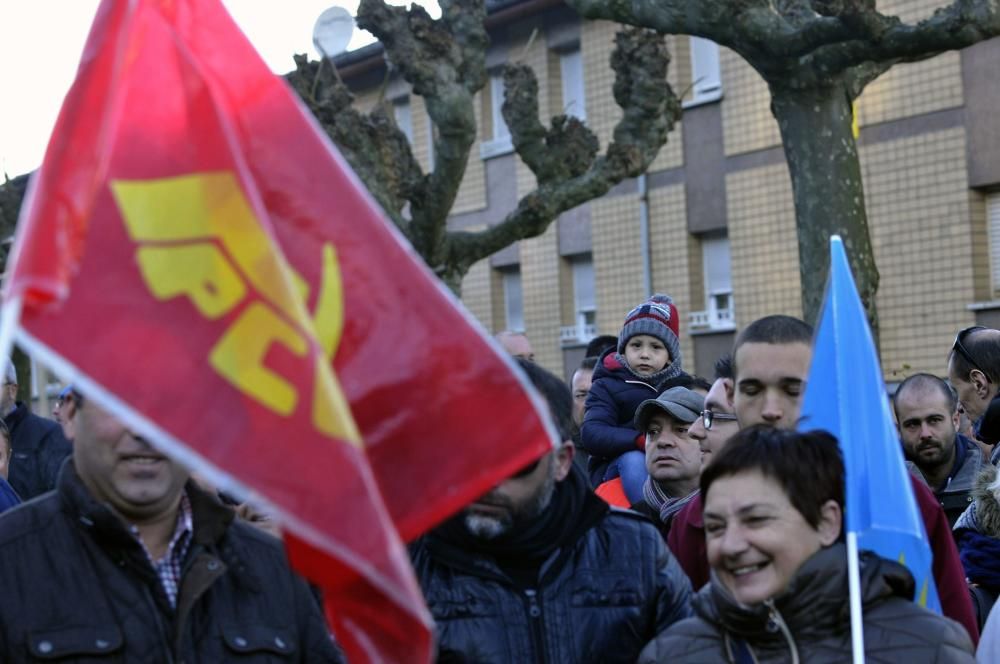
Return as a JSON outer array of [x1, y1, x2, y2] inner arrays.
[[336, 0, 1000, 383]]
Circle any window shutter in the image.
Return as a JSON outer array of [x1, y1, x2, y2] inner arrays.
[[989, 193, 1000, 293]]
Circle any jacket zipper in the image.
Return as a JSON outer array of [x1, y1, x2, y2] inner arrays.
[[523, 589, 547, 664], [764, 599, 800, 664], [142, 582, 176, 664], [624, 380, 658, 391]]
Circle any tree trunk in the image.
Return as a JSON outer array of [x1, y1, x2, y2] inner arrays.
[[770, 80, 879, 339]]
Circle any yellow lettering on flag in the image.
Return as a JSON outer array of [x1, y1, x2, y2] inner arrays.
[[111, 172, 359, 444]]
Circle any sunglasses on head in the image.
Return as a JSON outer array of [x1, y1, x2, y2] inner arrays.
[[953, 326, 992, 383]]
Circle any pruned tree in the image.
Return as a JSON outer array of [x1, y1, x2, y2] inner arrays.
[[564, 0, 1000, 332], [286, 0, 681, 293]]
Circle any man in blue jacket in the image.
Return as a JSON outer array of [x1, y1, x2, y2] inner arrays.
[[0, 421, 21, 513], [0, 358, 71, 500], [410, 359, 692, 663]]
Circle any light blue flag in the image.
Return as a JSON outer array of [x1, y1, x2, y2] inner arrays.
[[798, 236, 941, 612]]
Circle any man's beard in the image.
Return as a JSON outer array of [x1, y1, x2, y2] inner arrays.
[[912, 438, 950, 468], [463, 463, 557, 539]]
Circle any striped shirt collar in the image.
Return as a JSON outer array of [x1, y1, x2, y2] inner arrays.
[[130, 491, 194, 609]]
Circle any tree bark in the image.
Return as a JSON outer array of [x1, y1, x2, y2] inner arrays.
[[770, 79, 878, 331]]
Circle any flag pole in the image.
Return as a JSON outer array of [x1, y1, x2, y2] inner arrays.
[[0, 295, 23, 368], [846, 531, 866, 664]]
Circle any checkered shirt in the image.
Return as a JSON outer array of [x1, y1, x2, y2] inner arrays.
[[131, 491, 194, 609]]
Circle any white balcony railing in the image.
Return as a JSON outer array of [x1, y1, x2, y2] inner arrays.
[[689, 307, 735, 332], [560, 323, 597, 344]]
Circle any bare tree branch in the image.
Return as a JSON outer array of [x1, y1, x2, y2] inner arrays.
[[502, 64, 599, 184], [443, 28, 681, 279], [808, 0, 1000, 72], [356, 0, 487, 263], [286, 57, 416, 236], [565, 0, 1000, 332]]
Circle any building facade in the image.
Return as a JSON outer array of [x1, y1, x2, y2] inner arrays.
[[337, 0, 1000, 383]]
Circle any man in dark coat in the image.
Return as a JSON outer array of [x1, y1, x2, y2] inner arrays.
[[894, 373, 984, 526], [0, 388, 341, 662], [948, 326, 1000, 463], [1, 359, 71, 499], [411, 359, 692, 663]]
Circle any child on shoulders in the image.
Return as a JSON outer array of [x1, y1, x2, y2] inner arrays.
[[581, 294, 687, 504]]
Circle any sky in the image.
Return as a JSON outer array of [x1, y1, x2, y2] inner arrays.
[[0, 0, 436, 177]]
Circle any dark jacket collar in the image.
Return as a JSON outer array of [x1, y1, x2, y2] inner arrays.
[[3, 401, 29, 430], [695, 544, 914, 642], [976, 394, 1000, 446], [57, 458, 235, 553]]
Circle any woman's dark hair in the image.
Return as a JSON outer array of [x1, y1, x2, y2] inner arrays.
[[700, 426, 845, 530]]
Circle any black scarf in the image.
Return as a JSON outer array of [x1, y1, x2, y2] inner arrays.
[[433, 465, 609, 586]]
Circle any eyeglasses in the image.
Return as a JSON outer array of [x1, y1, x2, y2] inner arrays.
[[701, 409, 738, 430], [953, 326, 991, 383]]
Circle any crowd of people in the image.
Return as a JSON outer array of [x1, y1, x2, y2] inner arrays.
[[0, 295, 998, 661], [488, 297, 1000, 662]]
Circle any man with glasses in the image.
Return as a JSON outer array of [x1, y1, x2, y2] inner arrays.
[[948, 326, 1000, 458], [687, 354, 739, 467], [0, 358, 71, 500], [410, 359, 692, 663], [668, 352, 742, 590]]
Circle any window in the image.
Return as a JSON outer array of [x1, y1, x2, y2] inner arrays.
[[572, 256, 596, 330], [560, 48, 586, 121], [480, 72, 514, 159], [393, 98, 413, 144], [687, 37, 722, 107], [502, 268, 524, 332], [490, 74, 510, 140], [427, 115, 436, 170], [690, 236, 734, 331], [989, 192, 1000, 293], [560, 256, 597, 344]]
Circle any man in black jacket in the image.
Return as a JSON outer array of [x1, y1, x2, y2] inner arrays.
[[1, 359, 71, 499], [410, 360, 692, 663], [0, 387, 341, 662], [949, 326, 1000, 463]]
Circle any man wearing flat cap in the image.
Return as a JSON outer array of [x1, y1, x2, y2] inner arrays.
[[631, 386, 704, 540]]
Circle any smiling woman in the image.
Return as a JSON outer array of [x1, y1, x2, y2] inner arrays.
[[638, 427, 977, 664]]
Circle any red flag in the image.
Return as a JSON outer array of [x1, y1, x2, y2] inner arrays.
[[3, 1, 556, 661]]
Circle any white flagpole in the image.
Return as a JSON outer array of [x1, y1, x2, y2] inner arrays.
[[0, 295, 24, 368], [846, 531, 866, 664]]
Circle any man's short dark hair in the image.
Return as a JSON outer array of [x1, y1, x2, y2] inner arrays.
[[700, 427, 845, 532], [950, 328, 1000, 384], [585, 335, 617, 359], [579, 356, 599, 371], [690, 376, 713, 393], [733, 315, 813, 358], [516, 358, 575, 442], [894, 373, 958, 418], [714, 354, 733, 381]]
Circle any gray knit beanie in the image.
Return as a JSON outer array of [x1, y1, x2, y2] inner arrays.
[[617, 294, 682, 369]]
